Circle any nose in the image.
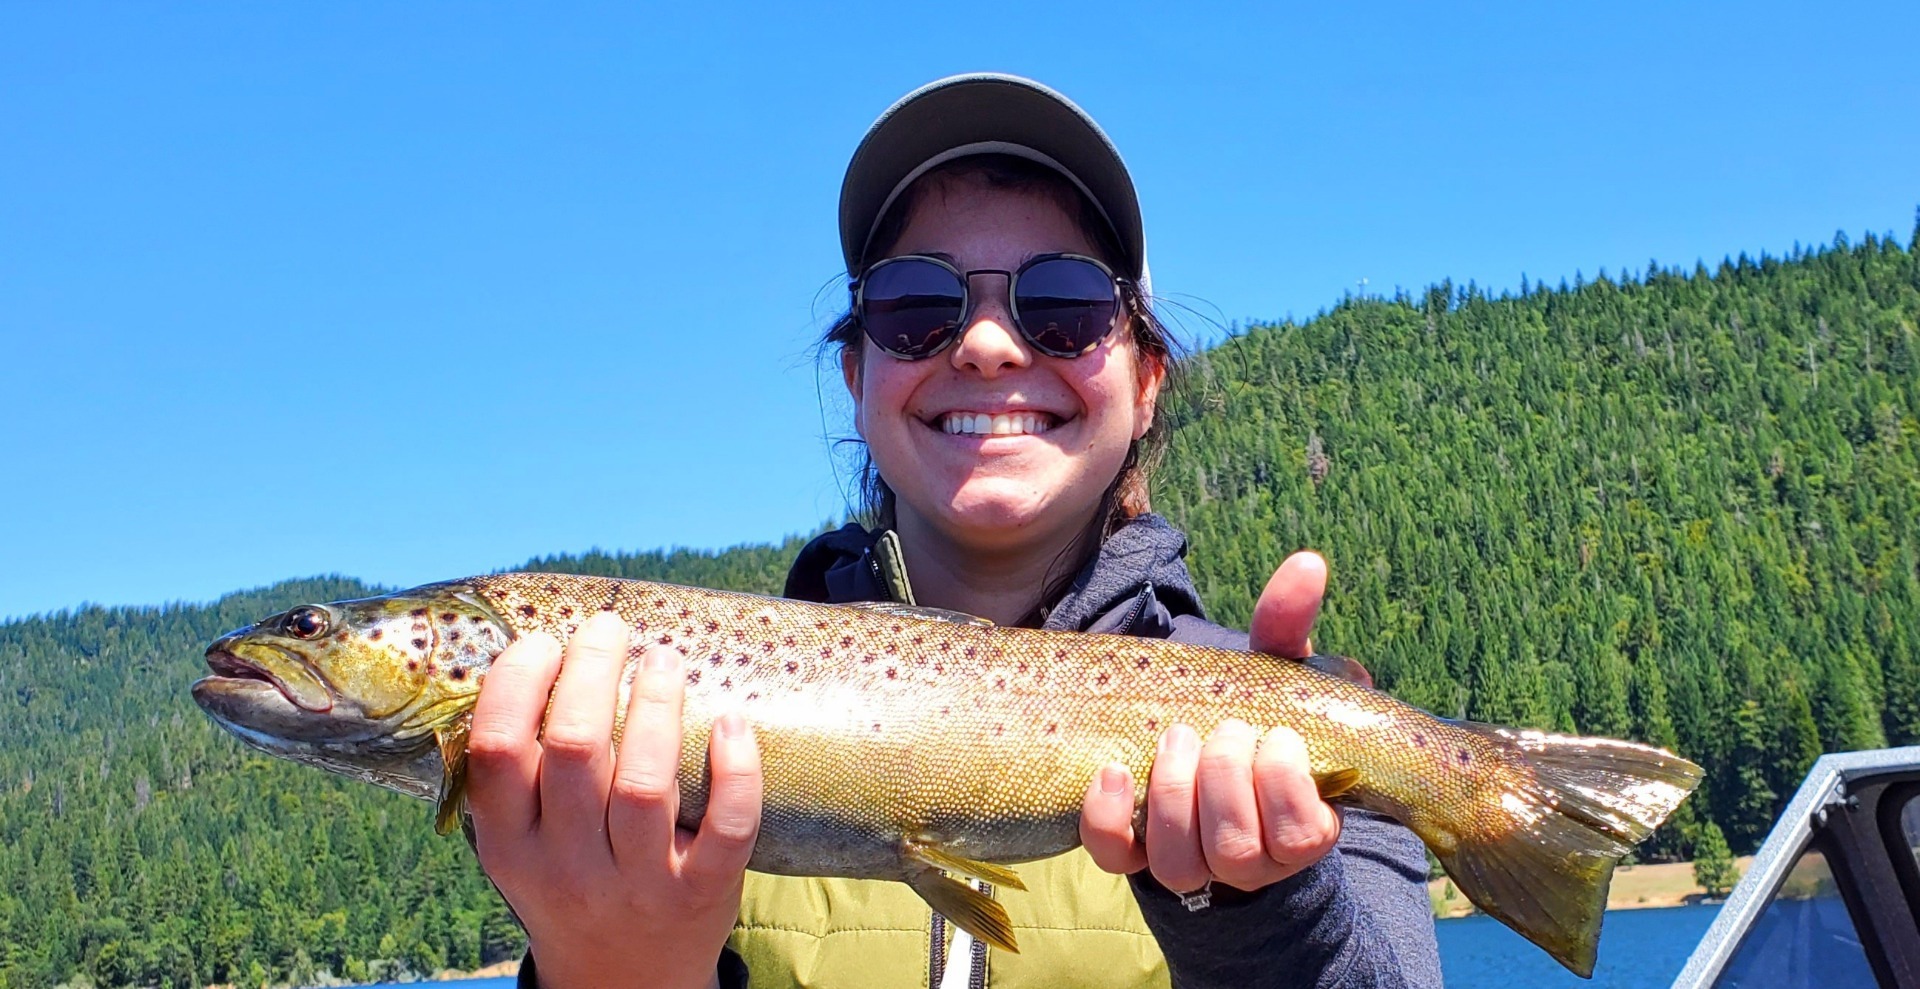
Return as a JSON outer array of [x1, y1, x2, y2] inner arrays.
[[948, 272, 1032, 377]]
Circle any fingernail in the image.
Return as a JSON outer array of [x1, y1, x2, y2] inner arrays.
[[1099, 764, 1130, 795], [645, 648, 679, 673], [1161, 724, 1198, 756], [716, 710, 748, 739]]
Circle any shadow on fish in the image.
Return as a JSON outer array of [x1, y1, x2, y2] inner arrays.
[[191, 572, 1702, 978]]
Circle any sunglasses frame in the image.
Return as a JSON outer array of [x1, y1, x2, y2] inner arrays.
[[851, 252, 1132, 360]]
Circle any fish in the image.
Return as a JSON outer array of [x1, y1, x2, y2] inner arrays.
[[190, 571, 1702, 977]]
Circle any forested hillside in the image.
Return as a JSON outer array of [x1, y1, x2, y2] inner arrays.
[[2, 231, 1915, 988]]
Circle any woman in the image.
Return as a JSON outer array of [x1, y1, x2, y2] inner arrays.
[[466, 74, 1442, 989]]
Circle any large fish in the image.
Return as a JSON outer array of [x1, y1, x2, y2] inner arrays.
[[191, 572, 1701, 977]]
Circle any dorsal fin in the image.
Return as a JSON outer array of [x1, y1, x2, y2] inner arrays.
[[844, 601, 995, 627]]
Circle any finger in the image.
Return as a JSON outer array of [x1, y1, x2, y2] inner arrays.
[[1253, 727, 1341, 873], [683, 711, 764, 896], [608, 643, 689, 867], [467, 631, 563, 848], [1249, 551, 1327, 659], [1079, 763, 1148, 875], [537, 611, 629, 848], [1195, 719, 1271, 889], [1144, 724, 1209, 895]]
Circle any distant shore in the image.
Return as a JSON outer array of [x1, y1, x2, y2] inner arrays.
[[1429, 856, 1751, 919]]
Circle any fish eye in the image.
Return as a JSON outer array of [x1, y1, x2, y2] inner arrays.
[[284, 606, 329, 640]]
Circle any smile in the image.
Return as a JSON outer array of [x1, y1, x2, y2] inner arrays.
[[938, 411, 1059, 437]]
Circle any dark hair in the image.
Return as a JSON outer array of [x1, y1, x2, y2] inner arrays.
[[823, 153, 1183, 551]]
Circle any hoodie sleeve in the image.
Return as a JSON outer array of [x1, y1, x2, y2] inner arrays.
[[1138, 616, 1444, 989]]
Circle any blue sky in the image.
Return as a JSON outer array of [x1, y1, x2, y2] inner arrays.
[[3, 2, 1916, 619]]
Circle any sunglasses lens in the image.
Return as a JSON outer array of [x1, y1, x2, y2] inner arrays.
[[1014, 257, 1120, 356], [861, 259, 965, 358]]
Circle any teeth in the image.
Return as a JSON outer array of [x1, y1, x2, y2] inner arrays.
[[942, 412, 1051, 436]]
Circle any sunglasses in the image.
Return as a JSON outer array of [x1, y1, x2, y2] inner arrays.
[[851, 253, 1130, 360]]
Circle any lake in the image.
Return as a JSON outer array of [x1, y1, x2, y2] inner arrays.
[[341, 904, 1723, 988]]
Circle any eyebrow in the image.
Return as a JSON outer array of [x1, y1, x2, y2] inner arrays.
[[910, 250, 1040, 270]]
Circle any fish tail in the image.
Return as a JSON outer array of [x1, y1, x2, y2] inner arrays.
[[1413, 722, 1702, 978]]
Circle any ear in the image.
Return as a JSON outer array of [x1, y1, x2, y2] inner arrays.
[[1132, 353, 1165, 441], [842, 345, 866, 438]]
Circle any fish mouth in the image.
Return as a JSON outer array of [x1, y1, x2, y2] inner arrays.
[[202, 647, 334, 713]]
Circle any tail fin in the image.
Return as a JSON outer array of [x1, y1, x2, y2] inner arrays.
[[1422, 723, 1702, 978]]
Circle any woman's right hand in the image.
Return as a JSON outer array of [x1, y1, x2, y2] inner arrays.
[[467, 611, 763, 989]]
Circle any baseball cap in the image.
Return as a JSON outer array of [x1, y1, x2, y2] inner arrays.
[[838, 73, 1148, 290]]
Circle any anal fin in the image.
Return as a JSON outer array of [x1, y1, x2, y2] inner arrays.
[[906, 841, 1027, 890], [433, 714, 473, 836], [906, 870, 1019, 954]]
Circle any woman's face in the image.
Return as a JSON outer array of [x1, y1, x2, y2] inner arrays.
[[844, 172, 1163, 556]]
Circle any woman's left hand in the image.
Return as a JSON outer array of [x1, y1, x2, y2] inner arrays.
[[1079, 550, 1343, 894]]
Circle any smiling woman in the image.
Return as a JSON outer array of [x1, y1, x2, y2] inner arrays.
[[462, 73, 1444, 989]]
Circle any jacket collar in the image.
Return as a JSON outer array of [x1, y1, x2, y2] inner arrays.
[[782, 514, 1207, 638]]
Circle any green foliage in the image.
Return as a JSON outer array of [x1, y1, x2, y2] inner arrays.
[[1156, 234, 1920, 854], [1692, 821, 1741, 898], [4, 233, 1917, 987]]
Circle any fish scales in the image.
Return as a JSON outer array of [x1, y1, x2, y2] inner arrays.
[[193, 571, 1704, 977]]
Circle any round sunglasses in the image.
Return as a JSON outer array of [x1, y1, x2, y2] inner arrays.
[[851, 253, 1130, 360]]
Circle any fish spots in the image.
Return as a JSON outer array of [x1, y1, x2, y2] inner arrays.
[[965, 647, 978, 659], [861, 654, 876, 665], [933, 663, 945, 675], [886, 667, 898, 679], [468, 615, 485, 624], [782, 636, 796, 647], [1295, 688, 1312, 702], [448, 631, 462, 643], [440, 612, 458, 623], [1016, 661, 1029, 674], [559, 606, 575, 619], [687, 670, 701, 684], [412, 638, 428, 650], [369, 629, 383, 642], [912, 635, 924, 646], [1211, 680, 1228, 697], [747, 691, 760, 702], [889, 624, 901, 633], [784, 660, 799, 674], [885, 643, 899, 655], [1135, 656, 1150, 670], [410, 608, 429, 618], [994, 676, 1008, 690], [1046, 722, 1058, 735], [679, 608, 692, 619], [840, 635, 855, 648], [940, 705, 951, 716], [450, 668, 468, 682], [759, 614, 773, 626], [871, 722, 883, 734], [939, 642, 951, 653], [721, 677, 733, 690], [1457, 749, 1472, 766], [518, 605, 538, 618], [407, 660, 419, 671], [1412, 732, 1427, 749], [333, 631, 349, 642], [761, 642, 776, 654], [736, 655, 750, 667], [708, 655, 723, 667], [994, 724, 1005, 737], [1095, 672, 1111, 686], [653, 598, 667, 608], [658, 634, 674, 646], [1054, 649, 1067, 660], [1173, 666, 1188, 677], [705, 620, 720, 633], [814, 620, 829, 630], [543, 583, 560, 594], [1145, 718, 1159, 732], [819, 648, 832, 659]]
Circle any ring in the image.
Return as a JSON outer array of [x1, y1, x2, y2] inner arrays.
[[1176, 880, 1214, 912]]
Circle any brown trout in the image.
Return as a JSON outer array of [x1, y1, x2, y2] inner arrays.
[[191, 572, 1701, 976]]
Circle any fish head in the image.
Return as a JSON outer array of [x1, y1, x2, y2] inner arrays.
[[192, 584, 511, 797]]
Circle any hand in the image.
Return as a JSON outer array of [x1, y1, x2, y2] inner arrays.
[[466, 611, 763, 989], [1079, 551, 1341, 894]]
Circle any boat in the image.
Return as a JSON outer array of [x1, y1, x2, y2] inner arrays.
[[1669, 745, 1920, 988]]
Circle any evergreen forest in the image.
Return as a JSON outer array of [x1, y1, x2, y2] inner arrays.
[[2, 229, 1916, 988]]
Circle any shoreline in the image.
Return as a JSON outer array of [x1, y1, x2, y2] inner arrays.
[[1429, 856, 1751, 919]]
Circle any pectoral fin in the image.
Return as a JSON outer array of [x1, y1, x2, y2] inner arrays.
[[906, 870, 1019, 953], [905, 841, 1027, 890], [1313, 767, 1362, 801], [433, 714, 473, 836]]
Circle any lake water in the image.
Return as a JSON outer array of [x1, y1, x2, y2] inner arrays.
[[343, 903, 1723, 989]]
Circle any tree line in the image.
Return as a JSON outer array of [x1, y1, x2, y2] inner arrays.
[[1, 227, 1915, 988]]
